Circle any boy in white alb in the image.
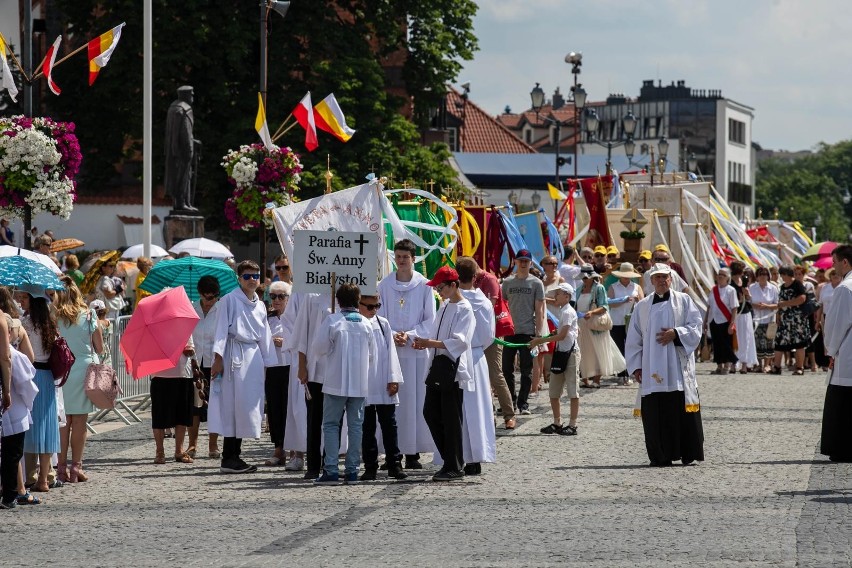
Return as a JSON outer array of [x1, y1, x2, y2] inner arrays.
[[311, 284, 376, 485]]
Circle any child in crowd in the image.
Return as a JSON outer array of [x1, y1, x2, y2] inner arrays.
[[311, 283, 376, 485], [358, 293, 407, 481], [530, 283, 580, 436]]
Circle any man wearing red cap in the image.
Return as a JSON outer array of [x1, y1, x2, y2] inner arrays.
[[413, 266, 475, 481]]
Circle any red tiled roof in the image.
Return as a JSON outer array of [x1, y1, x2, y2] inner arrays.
[[446, 89, 537, 154]]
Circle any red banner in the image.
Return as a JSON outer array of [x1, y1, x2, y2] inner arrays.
[[577, 175, 613, 248]]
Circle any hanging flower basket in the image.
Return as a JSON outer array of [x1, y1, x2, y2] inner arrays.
[[221, 143, 302, 231], [0, 116, 81, 220]]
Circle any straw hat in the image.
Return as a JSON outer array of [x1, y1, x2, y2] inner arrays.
[[612, 262, 641, 279]]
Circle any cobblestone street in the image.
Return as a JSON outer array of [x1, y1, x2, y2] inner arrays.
[[4, 363, 850, 567]]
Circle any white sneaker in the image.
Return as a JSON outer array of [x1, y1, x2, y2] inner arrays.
[[285, 457, 304, 471], [622, 377, 634, 385]]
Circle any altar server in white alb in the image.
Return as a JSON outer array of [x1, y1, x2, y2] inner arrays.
[[279, 290, 308, 472], [358, 293, 407, 481], [210, 260, 275, 474], [626, 263, 705, 467], [377, 239, 437, 469], [413, 266, 475, 481], [293, 291, 333, 478], [455, 257, 496, 476], [311, 283, 376, 485], [820, 244, 852, 463]]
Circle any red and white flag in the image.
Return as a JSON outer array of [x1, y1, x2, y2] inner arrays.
[[42, 35, 62, 95], [292, 92, 318, 152]]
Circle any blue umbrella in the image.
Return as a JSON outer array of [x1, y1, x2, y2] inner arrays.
[[138, 257, 238, 302], [0, 255, 65, 290]]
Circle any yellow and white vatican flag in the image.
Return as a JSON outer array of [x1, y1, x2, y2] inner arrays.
[[255, 93, 274, 150], [0, 32, 19, 102]]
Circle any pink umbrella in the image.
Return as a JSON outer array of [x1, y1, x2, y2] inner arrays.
[[119, 286, 200, 379], [814, 256, 834, 270]]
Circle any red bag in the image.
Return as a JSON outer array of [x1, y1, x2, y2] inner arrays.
[[494, 295, 515, 338], [49, 336, 76, 387]]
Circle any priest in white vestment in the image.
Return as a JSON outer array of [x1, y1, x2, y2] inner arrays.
[[457, 258, 496, 475], [626, 263, 704, 467], [413, 266, 475, 481], [209, 261, 275, 474], [820, 245, 852, 462], [377, 239, 437, 469]]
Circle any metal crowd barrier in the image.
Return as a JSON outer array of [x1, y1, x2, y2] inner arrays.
[[87, 315, 151, 433]]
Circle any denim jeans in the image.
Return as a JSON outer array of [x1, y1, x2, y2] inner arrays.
[[322, 394, 365, 476]]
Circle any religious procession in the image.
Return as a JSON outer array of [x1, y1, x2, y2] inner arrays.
[[1, 7, 851, 533]]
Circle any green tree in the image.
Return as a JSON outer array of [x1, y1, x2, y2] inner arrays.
[[45, 0, 477, 235], [756, 144, 852, 242]]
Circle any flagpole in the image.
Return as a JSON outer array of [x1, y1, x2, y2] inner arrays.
[[31, 42, 89, 80], [271, 120, 299, 142], [271, 113, 294, 139], [22, 0, 33, 249], [5, 45, 30, 82], [142, 0, 152, 259]]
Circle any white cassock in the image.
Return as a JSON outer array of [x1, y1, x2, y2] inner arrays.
[[208, 288, 275, 439], [377, 272, 437, 455], [312, 311, 376, 397], [281, 292, 307, 452], [626, 291, 704, 409], [292, 292, 332, 384], [365, 315, 403, 406], [824, 271, 852, 387], [460, 288, 497, 464], [2, 348, 38, 436], [430, 298, 476, 467]]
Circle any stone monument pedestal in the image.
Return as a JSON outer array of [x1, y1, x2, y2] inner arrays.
[[163, 213, 205, 250]]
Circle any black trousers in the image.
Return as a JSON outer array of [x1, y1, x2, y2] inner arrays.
[[1, 432, 25, 503], [305, 381, 324, 474], [222, 437, 242, 461], [611, 325, 629, 377], [641, 391, 704, 465], [264, 365, 290, 448], [423, 385, 464, 474], [502, 334, 533, 410], [362, 404, 401, 469]]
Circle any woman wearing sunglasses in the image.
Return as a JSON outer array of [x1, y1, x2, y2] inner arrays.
[[264, 281, 292, 467]]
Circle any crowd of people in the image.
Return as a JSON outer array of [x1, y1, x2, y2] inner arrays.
[[1, 230, 851, 507]]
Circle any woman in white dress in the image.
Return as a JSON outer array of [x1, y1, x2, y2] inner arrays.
[[731, 261, 758, 373], [535, 255, 564, 393], [576, 266, 626, 388], [608, 262, 643, 385]]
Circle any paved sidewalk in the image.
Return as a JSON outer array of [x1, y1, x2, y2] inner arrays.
[[4, 363, 851, 567]]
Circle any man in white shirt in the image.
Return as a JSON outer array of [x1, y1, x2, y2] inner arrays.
[[820, 245, 852, 462]]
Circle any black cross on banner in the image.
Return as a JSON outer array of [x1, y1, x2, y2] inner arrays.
[[354, 234, 369, 255]]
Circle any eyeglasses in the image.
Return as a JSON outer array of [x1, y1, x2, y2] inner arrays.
[[435, 283, 448, 293], [653, 257, 670, 263], [240, 273, 261, 281], [359, 301, 382, 310], [275, 265, 290, 271], [201, 292, 219, 300], [542, 261, 557, 266], [269, 293, 289, 300], [594, 253, 605, 258]]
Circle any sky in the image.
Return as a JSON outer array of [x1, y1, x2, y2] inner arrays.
[[460, 0, 852, 152]]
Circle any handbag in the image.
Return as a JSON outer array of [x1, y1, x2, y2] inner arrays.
[[550, 342, 575, 374], [49, 336, 76, 387], [801, 292, 820, 316], [765, 322, 778, 341], [494, 294, 515, 338], [424, 306, 459, 390], [588, 284, 613, 332], [82, 312, 121, 409]]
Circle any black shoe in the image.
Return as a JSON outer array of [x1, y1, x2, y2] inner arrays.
[[405, 459, 423, 470], [387, 463, 408, 480], [49, 479, 64, 489], [650, 460, 673, 468], [378, 462, 389, 471], [304, 470, 321, 480], [540, 423, 562, 434], [432, 469, 465, 482], [220, 458, 257, 474], [463, 463, 481, 476], [359, 468, 378, 481], [557, 424, 578, 436]]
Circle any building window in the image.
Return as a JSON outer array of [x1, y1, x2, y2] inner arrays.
[[729, 118, 745, 144], [524, 129, 532, 145], [448, 127, 459, 152]]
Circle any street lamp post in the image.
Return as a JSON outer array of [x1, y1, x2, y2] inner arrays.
[[530, 83, 571, 201], [566, 52, 585, 181], [582, 108, 637, 170]]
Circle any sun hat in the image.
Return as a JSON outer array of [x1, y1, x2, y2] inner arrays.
[[580, 265, 601, 280], [89, 299, 106, 311], [612, 262, 642, 279]]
